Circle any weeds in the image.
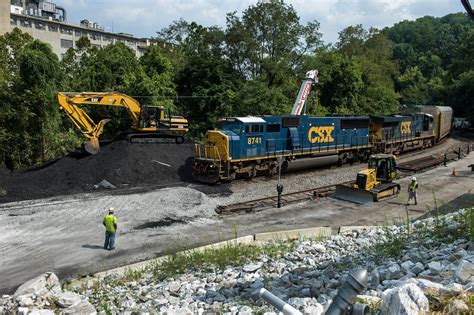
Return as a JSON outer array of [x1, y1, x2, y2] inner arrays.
[[150, 240, 294, 280]]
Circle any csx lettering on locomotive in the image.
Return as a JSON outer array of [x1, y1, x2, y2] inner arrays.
[[401, 122, 412, 134], [308, 126, 335, 143]]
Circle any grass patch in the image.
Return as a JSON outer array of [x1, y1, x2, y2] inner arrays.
[[151, 240, 294, 280], [427, 291, 473, 313]]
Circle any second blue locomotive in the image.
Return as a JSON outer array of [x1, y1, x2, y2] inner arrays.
[[193, 106, 452, 183]]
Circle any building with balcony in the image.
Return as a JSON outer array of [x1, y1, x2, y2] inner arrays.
[[1, 0, 150, 59]]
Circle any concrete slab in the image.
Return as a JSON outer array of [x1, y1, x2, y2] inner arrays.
[[338, 226, 377, 233], [254, 227, 331, 242]]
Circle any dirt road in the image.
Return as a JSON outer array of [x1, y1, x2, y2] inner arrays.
[[0, 153, 473, 294]]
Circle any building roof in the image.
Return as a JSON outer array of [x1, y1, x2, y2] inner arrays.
[[11, 13, 139, 40]]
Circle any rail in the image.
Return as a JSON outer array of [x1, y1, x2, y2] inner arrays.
[[396, 143, 472, 173], [215, 182, 350, 214]]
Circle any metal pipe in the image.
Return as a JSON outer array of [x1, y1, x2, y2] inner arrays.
[[258, 288, 302, 315], [56, 5, 66, 22], [350, 303, 371, 315], [325, 269, 368, 315]]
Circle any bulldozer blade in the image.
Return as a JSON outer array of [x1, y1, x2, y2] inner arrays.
[[84, 138, 100, 155], [334, 184, 374, 205]]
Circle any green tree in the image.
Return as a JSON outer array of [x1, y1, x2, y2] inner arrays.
[[0, 32, 80, 169], [303, 51, 363, 115], [61, 41, 177, 139], [225, 0, 323, 85]]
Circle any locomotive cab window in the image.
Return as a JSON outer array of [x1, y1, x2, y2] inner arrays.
[[250, 124, 263, 133], [245, 125, 250, 133]]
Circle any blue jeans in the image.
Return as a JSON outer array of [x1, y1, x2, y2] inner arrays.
[[104, 231, 115, 250]]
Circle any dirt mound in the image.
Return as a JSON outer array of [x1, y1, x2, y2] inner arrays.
[[0, 141, 196, 203]]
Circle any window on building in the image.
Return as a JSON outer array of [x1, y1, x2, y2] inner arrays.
[[60, 39, 73, 49], [102, 35, 112, 42], [19, 19, 31, 28], [60, 27, 73, 35], [35, 22, 46, 30], [92, 44, 101, 49], [48, 24, 58, 32]]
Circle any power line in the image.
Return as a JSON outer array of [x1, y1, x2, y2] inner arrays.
[[130, 95, 214, 99]]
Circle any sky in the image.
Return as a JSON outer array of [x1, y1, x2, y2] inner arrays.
[[56, 0, 465, 44]]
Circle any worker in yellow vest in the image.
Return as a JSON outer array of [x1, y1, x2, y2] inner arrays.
[[103, 207, 117, 250], [406, 177, 418, 205]]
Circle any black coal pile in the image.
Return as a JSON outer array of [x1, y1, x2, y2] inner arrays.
[[0, 141, 195, 203]]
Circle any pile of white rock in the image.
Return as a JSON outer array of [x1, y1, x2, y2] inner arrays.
[[1, 208, 472, 314], [0, 272, 96, 314]]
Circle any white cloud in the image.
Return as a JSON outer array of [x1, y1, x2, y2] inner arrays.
[[55, 0, 464, 43]]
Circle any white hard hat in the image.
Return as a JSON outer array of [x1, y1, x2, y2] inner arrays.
[[412, 177, 416, 181], [109, 207, 115, 212]]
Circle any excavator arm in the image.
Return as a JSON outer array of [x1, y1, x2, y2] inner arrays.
[[57, 92, 143, 154]]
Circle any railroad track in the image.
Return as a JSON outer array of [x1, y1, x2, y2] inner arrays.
[[396, 155, 445, 172], [215, 182, 349, 215], [396, 143, 472, 173]]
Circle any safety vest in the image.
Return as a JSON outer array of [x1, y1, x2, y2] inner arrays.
[[103, 214, 117, 232], [409, 181, 418, 192]]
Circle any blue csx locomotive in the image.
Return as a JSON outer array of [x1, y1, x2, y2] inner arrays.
[[193, 106, 452, 183]]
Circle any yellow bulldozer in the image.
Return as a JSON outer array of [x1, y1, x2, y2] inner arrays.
[[57, 92, 189, 154], [334, 154, 401, 204]]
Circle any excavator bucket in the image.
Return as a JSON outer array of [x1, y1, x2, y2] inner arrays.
[[334, 184, 374, 205], [84, 137, 100, 155]]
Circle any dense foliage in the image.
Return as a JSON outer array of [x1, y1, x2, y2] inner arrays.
[[0, 0, 472, 169]]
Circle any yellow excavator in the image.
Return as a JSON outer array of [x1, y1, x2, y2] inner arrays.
[[334, 154, 401, 204], [57, 92, 189, 154]]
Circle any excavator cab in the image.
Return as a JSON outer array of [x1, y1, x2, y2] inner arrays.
[[138, 105, 168, 128]]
